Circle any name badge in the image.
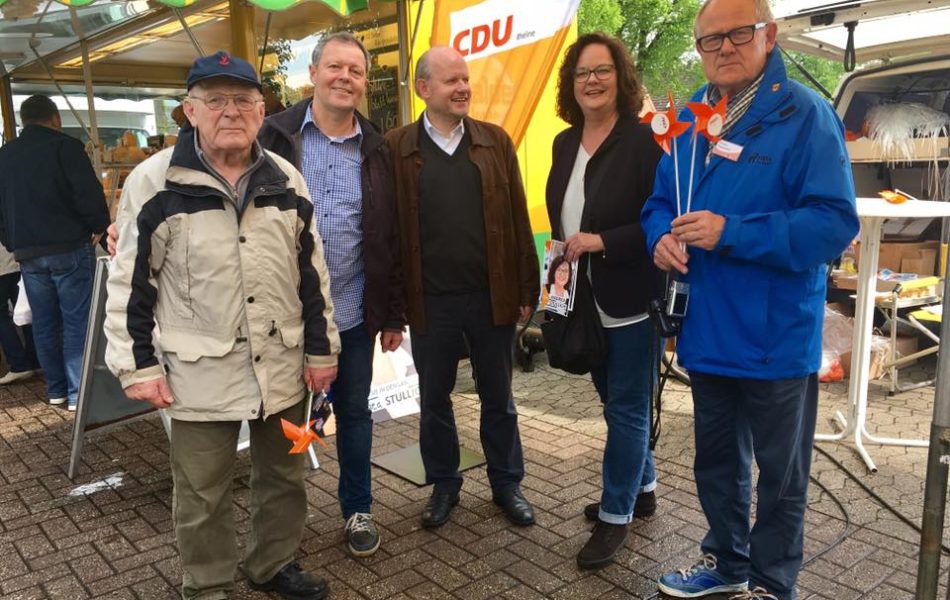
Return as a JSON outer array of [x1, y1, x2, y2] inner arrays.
[[712, 140, 744, 162]]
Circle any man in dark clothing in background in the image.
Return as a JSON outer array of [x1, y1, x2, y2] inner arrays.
[[0, 94, 110, 410]]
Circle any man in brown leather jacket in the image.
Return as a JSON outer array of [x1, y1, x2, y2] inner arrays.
[[385, 46, 540, 529]]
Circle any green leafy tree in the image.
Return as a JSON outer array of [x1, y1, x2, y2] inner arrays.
[[578, 0, 703, 99], [616, 0, 703, 99], [781, 50, 847, 99], [259, 39, 294, 103], [577, 0, 623, 36], [577, 0, 847, 102]]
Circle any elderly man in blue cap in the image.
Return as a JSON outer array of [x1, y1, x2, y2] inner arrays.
[[104, 51, 340, 600]]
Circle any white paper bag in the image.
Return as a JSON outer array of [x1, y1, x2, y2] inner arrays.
[[13, 278, 31, 326]]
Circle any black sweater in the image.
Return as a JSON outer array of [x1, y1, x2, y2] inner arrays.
[[0, 125, 110, 260], [418, 129, 488, 294], [545, 116, 664, 318]]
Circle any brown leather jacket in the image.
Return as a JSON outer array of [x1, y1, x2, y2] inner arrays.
[[385, 117, 540, 334]]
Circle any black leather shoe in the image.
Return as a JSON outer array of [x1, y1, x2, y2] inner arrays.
[[577, 521, 628, 570], [584, 490, 656, 521], [248, 561, 328, 600], [421, 489, 459, 528], [492, 488, 535, 525]]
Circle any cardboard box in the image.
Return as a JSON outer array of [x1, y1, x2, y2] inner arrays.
[[894, 335, 920, 367], [830, 272, 898, 293], [840, 337, 889, 380], [846, 136, 950, 163], [840, 335, 919, 379], [854, 240, 940, 276]]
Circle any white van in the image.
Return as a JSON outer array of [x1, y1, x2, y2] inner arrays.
[[13, 94, 155, 148], [774, 0, 950, 202]]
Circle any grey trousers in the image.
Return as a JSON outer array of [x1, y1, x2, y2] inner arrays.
[[170, 400, 308, 600]]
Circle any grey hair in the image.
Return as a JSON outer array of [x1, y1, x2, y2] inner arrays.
[[695, 0, 775, 35], [415, 49, 434, 81], [310, 31, 370, 70]]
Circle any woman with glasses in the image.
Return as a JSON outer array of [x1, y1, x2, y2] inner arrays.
[[545, 32, 664, 570], [546, 255, 573, 301]]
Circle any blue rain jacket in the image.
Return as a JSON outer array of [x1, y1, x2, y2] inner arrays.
[[641, 49, 859, 379]]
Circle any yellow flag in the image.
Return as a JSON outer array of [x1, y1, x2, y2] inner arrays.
[[431, 0, 579, 147]]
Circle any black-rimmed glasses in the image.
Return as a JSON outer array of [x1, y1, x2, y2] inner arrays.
[[696, 22, 766, 53], [574, 64, 616, 83]]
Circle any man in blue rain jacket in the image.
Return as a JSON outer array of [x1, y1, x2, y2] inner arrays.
[[640, 1, 859, 599]]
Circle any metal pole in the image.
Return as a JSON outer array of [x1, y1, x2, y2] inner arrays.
[[69, 7, 102, 177], [915, 272, 950, 600], [395, 0, 412, 127], [259, 12, 272, 75], [173, 8, 205, 56], [228, 0, 257, 66], [28, 42, 92, 139], [0, 74, 15, 143], [401, 0, 424, 88]]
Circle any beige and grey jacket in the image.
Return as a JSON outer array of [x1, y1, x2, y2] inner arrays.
[[104, 126, 340, 421]]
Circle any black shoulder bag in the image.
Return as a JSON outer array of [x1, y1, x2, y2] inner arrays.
[[540, 259, 606, 375]]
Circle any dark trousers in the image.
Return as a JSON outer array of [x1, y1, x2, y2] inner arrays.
[[691, 372, 818, 600], [170, 400, 308, 600], [413, 292, 524, 495], [0, 272, 38, 373], [332, 324, 375, 518]]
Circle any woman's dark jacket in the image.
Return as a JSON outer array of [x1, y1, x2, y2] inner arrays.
[[545, 115, 663, 318]]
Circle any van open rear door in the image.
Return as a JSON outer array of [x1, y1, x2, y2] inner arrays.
[[774, 0, 950, 67]]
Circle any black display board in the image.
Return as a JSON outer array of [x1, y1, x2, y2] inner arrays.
[[68, 257, 155, 479]]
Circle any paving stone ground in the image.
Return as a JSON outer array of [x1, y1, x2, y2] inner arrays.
[[1, 352, 949, 599]]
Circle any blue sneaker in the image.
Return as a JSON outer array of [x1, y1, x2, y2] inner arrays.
[[658, 554, 748, 598]]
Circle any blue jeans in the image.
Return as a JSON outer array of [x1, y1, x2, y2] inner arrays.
[[332, 324, 375, 518], [0, 273, 39, 373], [19, 245, 96, 405], [691, 372, 818, 600], [590, 318, 658, 525]]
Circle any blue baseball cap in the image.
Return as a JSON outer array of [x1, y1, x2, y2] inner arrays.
[[186, 51, 262, 91]]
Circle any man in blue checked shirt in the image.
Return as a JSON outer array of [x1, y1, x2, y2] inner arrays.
[[258, 32, 405, 558]]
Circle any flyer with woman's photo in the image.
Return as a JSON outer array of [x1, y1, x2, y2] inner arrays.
[[539, 239, 578, 316]]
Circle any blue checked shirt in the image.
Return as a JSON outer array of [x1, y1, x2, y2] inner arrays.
[[300, 104, 365, 332]]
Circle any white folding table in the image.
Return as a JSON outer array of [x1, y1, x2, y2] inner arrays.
[[815, 198, 950, 472]]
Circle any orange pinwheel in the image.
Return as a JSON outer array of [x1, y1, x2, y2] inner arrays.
[[878, 190, 908, 204], [640, 92, 690, 154], [280, 417, 328, 454], [686, 95, 729, 142]]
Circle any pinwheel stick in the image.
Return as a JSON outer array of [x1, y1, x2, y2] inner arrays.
[[686, 129, 699, 216], [672, 135, 688, 253], [672, 135, 683, 218]]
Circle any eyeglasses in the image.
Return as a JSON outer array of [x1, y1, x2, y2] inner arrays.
[[187, 94, 263, 112], [574, 64, 616, 83], [696, 22, 766, 53]]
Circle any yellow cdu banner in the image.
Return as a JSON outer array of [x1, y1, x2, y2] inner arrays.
[[431, 0, 580, 147]]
